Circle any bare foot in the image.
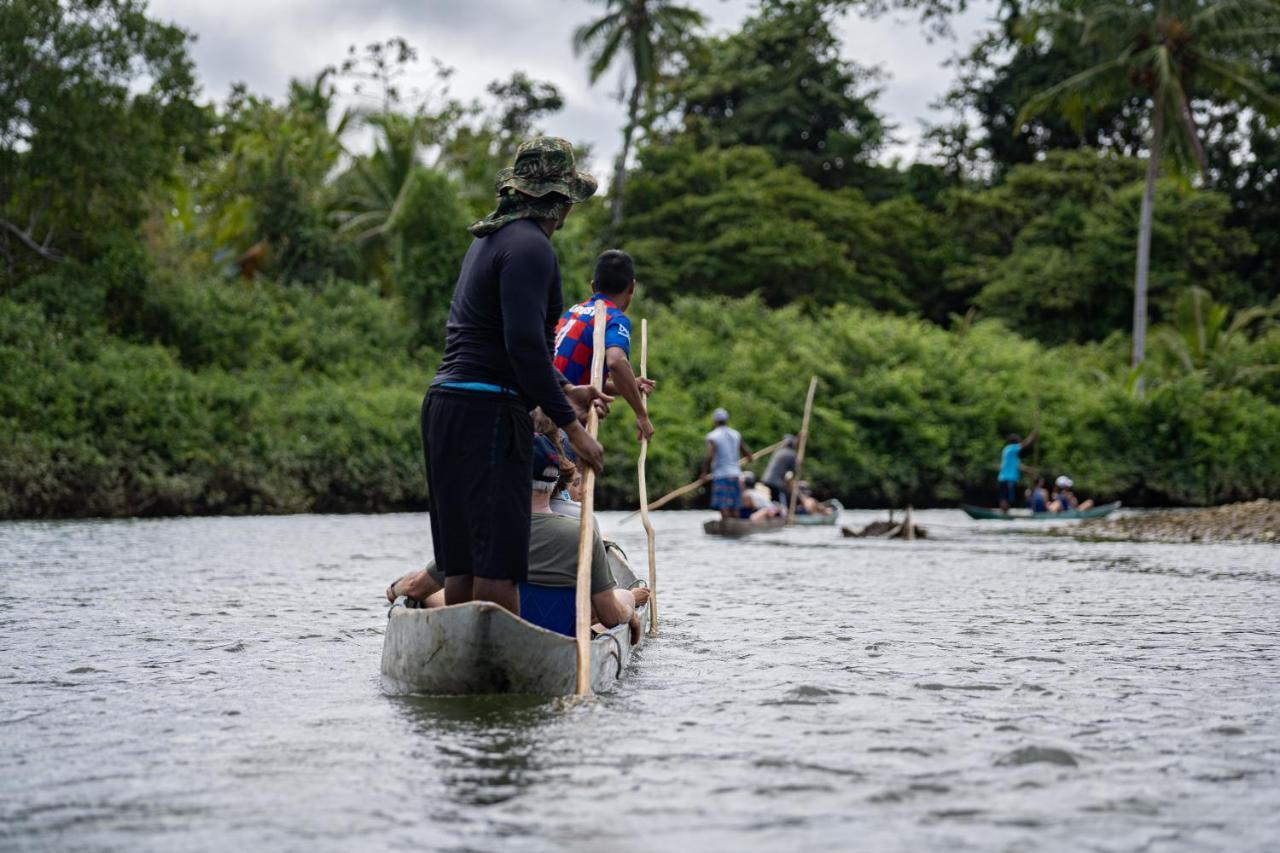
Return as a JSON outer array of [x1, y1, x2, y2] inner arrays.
[[385, 574, 408, 603]]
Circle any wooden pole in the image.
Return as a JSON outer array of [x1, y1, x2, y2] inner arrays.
[[787, 376, 818, 525], [619, 438, 788, 523], [636, 319, 658, 636], [1032, 395, 1042, 473], [574, 304, 609, 696]]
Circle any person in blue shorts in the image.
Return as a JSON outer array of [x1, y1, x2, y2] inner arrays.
[[702, 408, 754, 521], [997, 430, 1038, 512], [423, 137, 611, 617]]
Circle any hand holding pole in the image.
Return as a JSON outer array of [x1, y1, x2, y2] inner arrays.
[[574, 305, 609, 696]]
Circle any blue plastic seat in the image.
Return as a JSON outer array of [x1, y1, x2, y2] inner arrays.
[[518, 583, 576, 636]]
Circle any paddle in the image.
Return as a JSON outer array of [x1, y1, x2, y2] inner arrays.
[[786, 376, 818, 525], [574, 305, 609, 697], [619, 438, 788, 523], [636, 318, 658, 636]]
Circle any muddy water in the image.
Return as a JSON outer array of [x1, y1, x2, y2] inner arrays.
[[2, 510, 1278, 851]]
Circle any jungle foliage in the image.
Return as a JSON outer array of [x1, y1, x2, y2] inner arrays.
[[2, 0, 1277, 517]]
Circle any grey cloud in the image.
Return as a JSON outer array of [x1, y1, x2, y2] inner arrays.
[[150, 0, 994, 168]]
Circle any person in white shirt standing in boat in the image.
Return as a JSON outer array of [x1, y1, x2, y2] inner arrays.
[[702, 408, 753, 521]]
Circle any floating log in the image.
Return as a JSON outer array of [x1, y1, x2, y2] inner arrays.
[[842, 519, 928, 539]]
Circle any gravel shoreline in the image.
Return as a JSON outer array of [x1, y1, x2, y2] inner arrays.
[[1068, 499, 1279, 544]]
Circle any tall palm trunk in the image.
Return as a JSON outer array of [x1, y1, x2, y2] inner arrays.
[[1132, 98, 1164, 394], [610, 77, 643, 226]]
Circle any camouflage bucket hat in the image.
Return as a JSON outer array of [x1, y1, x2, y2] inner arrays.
[[495, 137, 597, 203]]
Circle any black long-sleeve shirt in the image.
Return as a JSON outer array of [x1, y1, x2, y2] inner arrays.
[[431, 219, 576, 426]]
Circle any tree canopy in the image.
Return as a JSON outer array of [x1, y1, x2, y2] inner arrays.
[[0, 0, 204, 278], [671, 0, 888, 189]]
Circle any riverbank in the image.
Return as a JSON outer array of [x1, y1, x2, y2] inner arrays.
[[1071, 500, 1280, 544]]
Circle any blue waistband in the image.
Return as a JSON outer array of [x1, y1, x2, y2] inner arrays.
[[437, 381, 519, 396]]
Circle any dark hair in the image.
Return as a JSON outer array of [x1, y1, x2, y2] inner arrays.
[[1006, 433, 1021, 444], [593, 249, 635, 295]]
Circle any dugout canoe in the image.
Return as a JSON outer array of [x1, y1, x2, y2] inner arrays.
[[791, 498, 843, 526], [960, 500, 1121, 521], [380, 548, 646, 697], [703, 516, 787, 537]]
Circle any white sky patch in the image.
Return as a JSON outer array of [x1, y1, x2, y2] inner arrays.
[[151, 0, 996, 180]]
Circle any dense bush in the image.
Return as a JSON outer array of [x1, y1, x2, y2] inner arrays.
[[617, 143, 913, 310], [966, 154, 1253, 344], [599, 297, 1280, 509], [0, 284, 430, 517], [4, 283, 1277, 518]]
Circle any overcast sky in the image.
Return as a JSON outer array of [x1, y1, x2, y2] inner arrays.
[[149, 0, 996, 178]]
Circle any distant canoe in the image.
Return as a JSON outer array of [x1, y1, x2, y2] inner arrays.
[[960, 501, 1121, 521], [792, 498, 843, 526], [381, 548, 646, 696], [703, 516, 786, 537]]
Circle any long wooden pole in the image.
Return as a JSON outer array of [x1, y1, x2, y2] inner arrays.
[[636, 319, 658, 636], [620, 438, 788, 523], [574, 305, 609, 696], [786, 376, 818, 525], [1032, 396, 1042, 473]]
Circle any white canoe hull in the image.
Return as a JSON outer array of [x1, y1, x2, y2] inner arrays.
[[381, 600, 643, 696]]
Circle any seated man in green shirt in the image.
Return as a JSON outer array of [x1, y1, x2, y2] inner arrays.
[[387, 434, 647, 640]]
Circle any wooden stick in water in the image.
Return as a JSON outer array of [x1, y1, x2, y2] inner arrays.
[[574, 304, 609, 696], [636, 319, 658, 635], [619, 438, 788, 523], [1032, 396, 1042, 472], [787, 376, 818, 526]]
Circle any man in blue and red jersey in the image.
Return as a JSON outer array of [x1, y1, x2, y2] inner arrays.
[[554, 250, 656, 442]]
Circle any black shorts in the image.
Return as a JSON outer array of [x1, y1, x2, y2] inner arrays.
[[421, 388, 533, 582], [998, 480, 1018, 505]]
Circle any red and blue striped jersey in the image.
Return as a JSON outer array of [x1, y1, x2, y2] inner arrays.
[[553, 294, 631, 386]]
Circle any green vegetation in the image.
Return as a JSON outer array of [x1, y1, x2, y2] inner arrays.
[[1013, 0, 1280, 379], [2, 0, 1278, 518], [574, 0, 706, 223]]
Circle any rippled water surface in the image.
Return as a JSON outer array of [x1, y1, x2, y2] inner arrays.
[[2, 510, 1279, 852]]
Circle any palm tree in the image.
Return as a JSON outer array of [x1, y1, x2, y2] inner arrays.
[[1016, 0, 1280, 390], [330, 110, 450, 290], [332, 112, 428, 247], [573, 0, 705, 224], [1156, 285, 1278, 371]]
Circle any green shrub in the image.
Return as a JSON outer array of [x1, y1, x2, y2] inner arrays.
[[3, 287, 1277, 518]]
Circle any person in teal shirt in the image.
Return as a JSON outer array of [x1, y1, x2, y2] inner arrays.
[[997, 430, 1038, 512]]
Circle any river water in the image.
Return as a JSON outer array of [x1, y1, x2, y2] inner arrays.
[[2, 509, 1278, 852]]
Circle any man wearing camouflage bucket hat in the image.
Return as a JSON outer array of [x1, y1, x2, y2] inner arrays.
[[422, 136, 612, 617]]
